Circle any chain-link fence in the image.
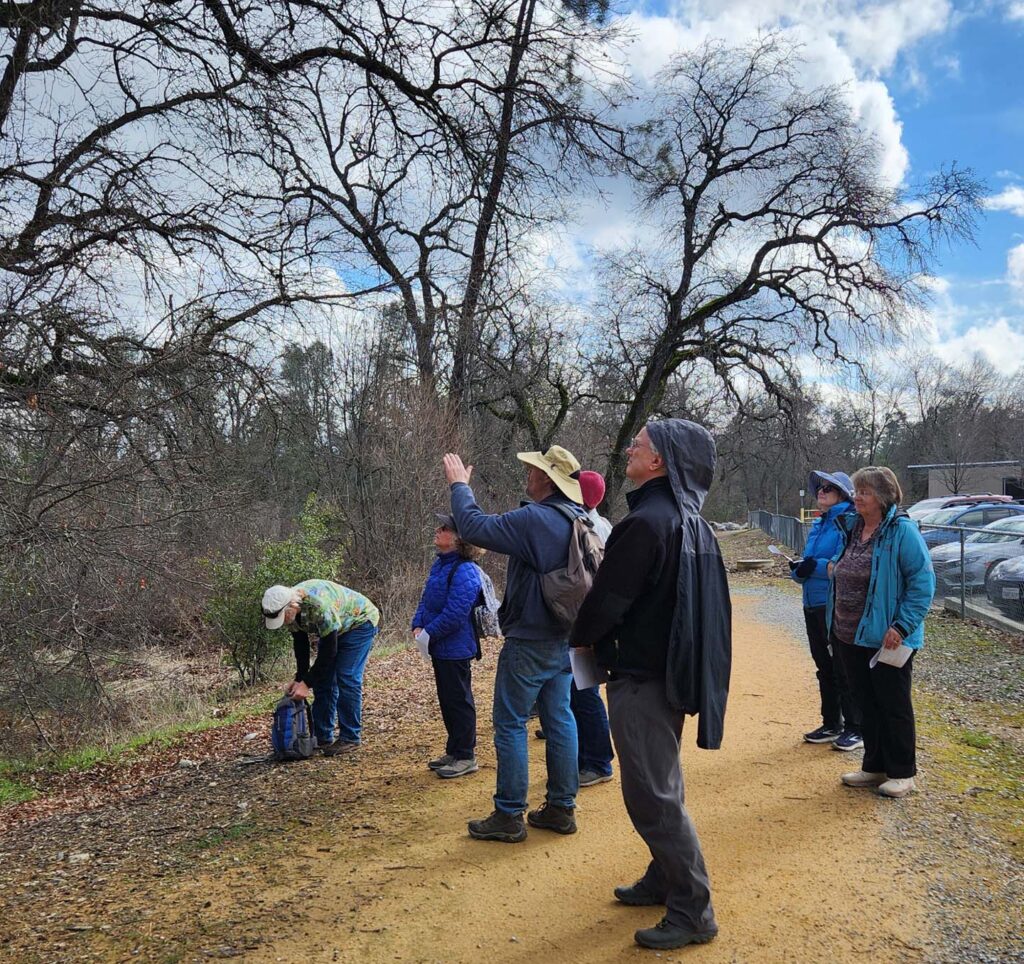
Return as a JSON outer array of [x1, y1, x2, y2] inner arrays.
[[918, 520, 1024, 633], [747, 511, 811, 554]]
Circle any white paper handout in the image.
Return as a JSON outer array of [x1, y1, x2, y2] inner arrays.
[[767, 544, 795, 563], [869, 643, 913, 669], [414, 629, 431, 661], [570, 647, 609, 689]]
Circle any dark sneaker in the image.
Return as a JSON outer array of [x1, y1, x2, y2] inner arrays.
[[832, 730, 865, 752], [634, 918, 718, 950], [436, 757, 479, 779], [579, 768, 613, 787], [526, 802, 577, 835], [614, 879, 663, 906], [467, 810, 527, 843], [322, 740, 358, 757], [428, 754, 454, 771], [803, 725, 841, 744], [535, 728, 546, 740]]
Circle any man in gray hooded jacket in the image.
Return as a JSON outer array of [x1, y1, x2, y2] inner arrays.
[[571, 418, 731, 951]]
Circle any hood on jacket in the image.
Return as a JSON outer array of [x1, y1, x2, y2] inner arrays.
[[646, 419, 716, 516]]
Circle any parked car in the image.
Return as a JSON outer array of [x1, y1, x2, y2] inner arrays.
[[929, 516, 1024, 594], [907, 494, 1018, 520], [984, 556, 1024, 620], [917, 503, 1024, 547]]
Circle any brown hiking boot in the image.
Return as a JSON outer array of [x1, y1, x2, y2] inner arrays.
[[526, 802, 576, 835]]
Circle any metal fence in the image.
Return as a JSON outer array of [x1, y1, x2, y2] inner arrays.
[[918, 521, 1024, 632], [747, 510, 811, 554], [747, 510, 1024, 634]]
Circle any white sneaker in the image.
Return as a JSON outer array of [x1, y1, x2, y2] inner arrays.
[[878, 777, 916, 798], [841, 770, 887, 788]]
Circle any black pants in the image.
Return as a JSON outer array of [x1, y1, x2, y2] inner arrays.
[[835, 640, 916, 778], [804, 607, 861, 731], [432, 657, 477, 760]]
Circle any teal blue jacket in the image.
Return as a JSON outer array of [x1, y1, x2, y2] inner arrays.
[[826, 505, 936, 650]]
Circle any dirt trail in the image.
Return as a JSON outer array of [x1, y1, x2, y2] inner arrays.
[[145, 594, 932, 964]]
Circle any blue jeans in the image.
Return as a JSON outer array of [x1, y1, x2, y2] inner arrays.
[[571, 681, 614, 776], [492, 637, 578, 814], [311, 622, 377, 746]]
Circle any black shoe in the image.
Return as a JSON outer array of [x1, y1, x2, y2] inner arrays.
[[803, 725, 841, 744], [634, 918, 718, 950], [614, 879, 663, 906], [535, 728, 546, 740], [467, 810, 527, 843], [526, 802, 577, 835]]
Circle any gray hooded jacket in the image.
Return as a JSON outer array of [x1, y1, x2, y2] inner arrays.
[[647, 419, 732, 748]]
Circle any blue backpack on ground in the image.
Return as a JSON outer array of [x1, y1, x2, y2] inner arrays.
[[270, 697, 317, 761]]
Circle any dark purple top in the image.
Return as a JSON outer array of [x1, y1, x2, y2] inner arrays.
[[832, 517, 877, 645]]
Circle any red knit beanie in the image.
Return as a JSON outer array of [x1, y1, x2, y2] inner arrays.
[[578, 470, 606, 510]]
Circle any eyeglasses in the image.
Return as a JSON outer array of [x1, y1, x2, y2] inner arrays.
[[818, 484, 838, 495], [628, 437, 653, 451]]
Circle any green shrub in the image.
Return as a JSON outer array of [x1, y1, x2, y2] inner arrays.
[[205, 496, 345, 686]]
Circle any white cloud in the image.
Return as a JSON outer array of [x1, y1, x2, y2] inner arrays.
[[1008, 1, 1024, 21], [1008, 244, 1024, 297], [984, 185, 1024, 218], [930, 316, 1024, 375]]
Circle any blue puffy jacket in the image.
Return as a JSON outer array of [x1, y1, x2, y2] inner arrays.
[[791, 500, 853, 608], [826, 505, 936, 650], [411, 552, 482, 660]]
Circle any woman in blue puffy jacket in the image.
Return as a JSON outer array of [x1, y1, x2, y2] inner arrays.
[[791, 470, 862, 751], [412, 512, 485, 779], [829, 467, 935, 799]]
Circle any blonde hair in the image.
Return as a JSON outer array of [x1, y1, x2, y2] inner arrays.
[[456, 537, 486, 562], [851, 466, 903, 512]]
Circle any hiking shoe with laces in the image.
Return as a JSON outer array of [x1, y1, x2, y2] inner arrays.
[[526, 802, 577, 835], [436, 757, 479, 779], [803, 725, 841, 744], [614, 879, 663, 906], [832, 730, 865, 752], [634, 918, 718, 950], [877, 776, 916, 798], [321, 740, 358, 757], [841, 770, 887, 788], [579, 769, 614, 787], [428, 754, 455, 771], [467, 810, 527, 843]]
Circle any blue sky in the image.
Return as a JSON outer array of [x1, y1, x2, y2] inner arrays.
[[606, 0, 1024, 373]]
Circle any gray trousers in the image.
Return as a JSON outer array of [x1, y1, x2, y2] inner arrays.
[[607, 675, 716, 933]]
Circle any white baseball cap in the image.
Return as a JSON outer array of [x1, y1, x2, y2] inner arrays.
[[261, 584, 295, 630]]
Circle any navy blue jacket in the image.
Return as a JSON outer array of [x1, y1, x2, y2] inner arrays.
[[791, 500, 853, 608], [451, 483, 584, 640], [411, 552, 482, 660]]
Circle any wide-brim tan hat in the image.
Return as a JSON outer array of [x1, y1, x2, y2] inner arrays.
[[517, 445, 583, 504]]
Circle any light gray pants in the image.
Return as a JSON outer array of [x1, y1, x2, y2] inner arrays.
[[607, 675, 716, 933]]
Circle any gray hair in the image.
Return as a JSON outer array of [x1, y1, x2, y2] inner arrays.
[[851, 466, 903, 512]]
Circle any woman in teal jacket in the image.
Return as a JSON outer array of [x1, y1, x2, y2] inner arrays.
[[791, 470, 860, 750], [827, 467, 935, 799]]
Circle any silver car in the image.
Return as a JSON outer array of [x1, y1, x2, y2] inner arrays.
[[929, 516, 1024, 594]]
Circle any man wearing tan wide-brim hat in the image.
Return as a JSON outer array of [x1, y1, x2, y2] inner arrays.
[[515, 446, 583, 505], [442, 444, 587, 844]]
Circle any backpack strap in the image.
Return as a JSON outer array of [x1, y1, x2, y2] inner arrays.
[[446, 556, 469, 589], [538, 500, 585, 525]]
